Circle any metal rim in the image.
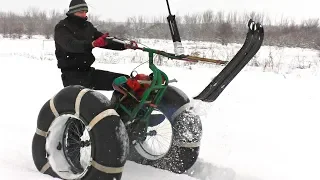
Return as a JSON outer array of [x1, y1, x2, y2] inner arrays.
[[45, 114, 92, 179], [134, 110, 173, 160]]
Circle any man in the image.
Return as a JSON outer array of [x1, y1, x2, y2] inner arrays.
[[53, 0, 139, 173], [54, 0, 137, 90]]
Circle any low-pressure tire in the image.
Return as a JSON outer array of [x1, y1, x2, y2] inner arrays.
[[124, 85, 203, 173], [32, 85, 129, 180]]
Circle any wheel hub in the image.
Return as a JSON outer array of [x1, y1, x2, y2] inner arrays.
[[147, 130, 157, 136], [80, 140, 91, 147]]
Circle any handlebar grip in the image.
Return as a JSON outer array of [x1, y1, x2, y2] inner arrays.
[[105, 37, 127, 44]]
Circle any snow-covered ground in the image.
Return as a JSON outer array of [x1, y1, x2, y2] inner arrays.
[[0, 36, 319, 180]]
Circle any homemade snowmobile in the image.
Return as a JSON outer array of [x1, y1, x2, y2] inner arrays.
[[32, 1, 264, 180]]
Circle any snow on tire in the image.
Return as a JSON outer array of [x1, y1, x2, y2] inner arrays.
[[32, 85, 129, 180], [128, 85, 202, 174]]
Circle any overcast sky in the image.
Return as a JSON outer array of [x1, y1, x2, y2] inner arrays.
[[1, 0, 318, 23]]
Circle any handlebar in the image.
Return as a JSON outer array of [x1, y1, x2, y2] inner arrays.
[[106, 36, 228, 65], [106, 37, 128, 45], [106, 36, 177, 58]]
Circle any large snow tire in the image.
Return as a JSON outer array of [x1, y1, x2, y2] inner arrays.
[[32, 85, 129, 180], [126, 85, 202, 174]]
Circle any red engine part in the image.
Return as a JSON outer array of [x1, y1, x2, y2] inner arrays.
[[126, 74, 151, 97], [126, 79, 141, 91]]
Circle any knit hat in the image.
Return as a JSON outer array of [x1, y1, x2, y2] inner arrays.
[[66, 0, 88, 14]]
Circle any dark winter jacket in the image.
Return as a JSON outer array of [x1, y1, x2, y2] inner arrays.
[[54, 15, 125, 70]]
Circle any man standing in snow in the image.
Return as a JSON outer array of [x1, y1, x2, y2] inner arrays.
[[54, 0, 137, 90], [53, 0, 139, 173]]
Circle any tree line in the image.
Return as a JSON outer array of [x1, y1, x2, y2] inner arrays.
[[1, 8, 320, 49]]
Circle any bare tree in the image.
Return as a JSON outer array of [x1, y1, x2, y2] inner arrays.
[[0, 12, 9, 37], [215, 11, 225, 24], [200, 10, 214, 40], [88, 14, 100, 25], [110, 24, 128, 38], [23, 9, 37, 38], [217, 21, 233, 45], [43, 10, 58, 39], [301, 18, 319, 30], [6, 12, 20, 38], [183, 13, 200, 40]]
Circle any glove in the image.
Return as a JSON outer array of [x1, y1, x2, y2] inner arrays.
[[92, 33, 109, 47], [125, 40, 138, 50]]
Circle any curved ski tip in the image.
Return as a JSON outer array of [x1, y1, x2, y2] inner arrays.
[[259, 24, 265, 34], [248, 19, 254, 26], [247, 19, 265, 33], [255, 22, 264, 34], [247, 19, 255, 30]]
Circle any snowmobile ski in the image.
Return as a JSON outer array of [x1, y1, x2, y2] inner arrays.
[[194, 19, 264, 102]]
